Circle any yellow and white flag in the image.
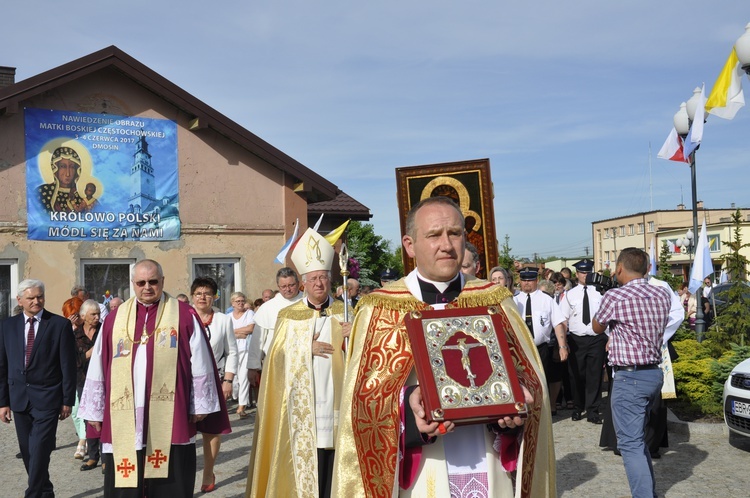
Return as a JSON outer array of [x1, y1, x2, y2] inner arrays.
[[705, 48, 745, 120], [324, 219, 350, 245]]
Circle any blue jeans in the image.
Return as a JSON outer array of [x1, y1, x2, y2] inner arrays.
[[611, 368, 663, 498]]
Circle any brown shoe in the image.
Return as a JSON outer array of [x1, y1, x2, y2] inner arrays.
[[80, 459, 98, 471]]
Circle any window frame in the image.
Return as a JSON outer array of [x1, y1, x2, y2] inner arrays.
[[0, 259, 19, 320], [80, 258, 136, 304], [190, 257, 242, 312]]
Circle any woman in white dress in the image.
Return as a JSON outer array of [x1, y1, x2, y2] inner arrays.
[[191, 277, 238, 493], [229, 291, 255, 417]]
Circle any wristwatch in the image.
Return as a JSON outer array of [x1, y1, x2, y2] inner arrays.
[[559, 345, 569, 350]]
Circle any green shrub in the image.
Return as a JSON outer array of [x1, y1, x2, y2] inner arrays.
[[671, 339, 750, 418], [671, 339, 721, 417]]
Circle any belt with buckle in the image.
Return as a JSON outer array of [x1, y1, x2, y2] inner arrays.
[[613, 364, 660, 372]]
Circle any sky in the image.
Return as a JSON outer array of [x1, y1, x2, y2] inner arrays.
[[4, 1, 750, 260]]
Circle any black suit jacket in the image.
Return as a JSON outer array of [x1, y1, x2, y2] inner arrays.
[[0, 310, 77, 412]]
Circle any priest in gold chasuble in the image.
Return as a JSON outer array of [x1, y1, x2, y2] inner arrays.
[[332, 197, 556, 498], [246, 228, 350, 498]]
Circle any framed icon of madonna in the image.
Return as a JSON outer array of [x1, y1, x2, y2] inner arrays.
[[396, 159, 497, 279]]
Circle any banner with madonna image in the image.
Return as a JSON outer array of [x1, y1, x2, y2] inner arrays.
[[25, 108, 180, 241]]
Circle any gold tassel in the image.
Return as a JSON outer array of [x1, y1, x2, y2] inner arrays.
[[356, 292, 429, 313], [277, 303, 315, 321], [452, 281, 512, 308]]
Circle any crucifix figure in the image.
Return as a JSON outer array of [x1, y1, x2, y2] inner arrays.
[[442, 338, 483, 387]]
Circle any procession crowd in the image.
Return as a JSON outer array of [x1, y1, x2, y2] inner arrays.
[[1, 197, 688, 498]]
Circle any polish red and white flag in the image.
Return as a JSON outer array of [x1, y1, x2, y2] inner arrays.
[[657, 128, 689, 163]]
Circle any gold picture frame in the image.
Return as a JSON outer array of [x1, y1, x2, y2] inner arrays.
[[396, 159, 497, 279]]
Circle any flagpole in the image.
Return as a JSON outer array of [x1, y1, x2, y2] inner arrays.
[[339, 243, 351, 353], [674, 95, 706, 342], [688, 150, 706, 341], [648, 142, 653, 211]]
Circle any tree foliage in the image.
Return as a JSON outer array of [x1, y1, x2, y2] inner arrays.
[[345, 221, 402, 287], [707, 209, 750, 347], [498, 234, 514, 270]]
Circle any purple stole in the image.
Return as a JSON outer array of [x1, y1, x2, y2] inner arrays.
[[99, 300, 230, 446]]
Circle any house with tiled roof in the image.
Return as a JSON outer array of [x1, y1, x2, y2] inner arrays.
[[0, 47, 370, 311]]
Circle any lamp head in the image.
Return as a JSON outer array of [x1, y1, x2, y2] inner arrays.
[[673, 102, 690, 137], [686, 86, 703, 122], [735, 23, 750, 75]]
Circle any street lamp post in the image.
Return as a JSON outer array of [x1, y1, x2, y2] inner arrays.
[[673, 97, 706, 340]]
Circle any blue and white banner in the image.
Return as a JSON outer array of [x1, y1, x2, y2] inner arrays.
[[25, 108, 180, 241]]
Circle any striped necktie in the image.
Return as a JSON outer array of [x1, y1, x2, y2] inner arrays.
[[26, 317, 36, 366]]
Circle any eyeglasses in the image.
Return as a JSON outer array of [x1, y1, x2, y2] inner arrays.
[[306, 275, 330, 284], [134, 279, 160, 287], [193, 292, 215, 298], [279, 284, 298, 290]]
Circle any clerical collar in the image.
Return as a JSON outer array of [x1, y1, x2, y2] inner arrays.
[[417, 272, 462, 305], [416, 270, 461, 293], [136, 299, 160, 308], [306, 296, 331, 312]]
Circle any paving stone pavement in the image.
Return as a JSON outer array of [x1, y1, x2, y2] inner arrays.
[[1, 402, 748, 497]]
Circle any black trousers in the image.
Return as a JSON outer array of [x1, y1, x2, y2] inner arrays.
[[14, 405, 59, 498], [317, 448, 335, 498], [102, 444, 196, 498], [536, 342, 551, 379], [568, 334, 608, 416]]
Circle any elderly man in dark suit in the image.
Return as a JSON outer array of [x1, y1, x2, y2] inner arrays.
[[0, 279, 77, 498]]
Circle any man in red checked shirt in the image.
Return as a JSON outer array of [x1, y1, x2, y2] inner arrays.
[[593, 247, 671, 498]]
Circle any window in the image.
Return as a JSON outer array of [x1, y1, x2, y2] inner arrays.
[[604, 251, 610, 262], [637, 223, 644, 234], [604, 228, 609, 238], [0, 260, 19, 320], [709, 235, 721, 252], [192, 258, 241, 312], [628, 224, 634, 236], [82, 259, 134, 304], [647, 221, 655, 233], [619, 226, 625, 237]]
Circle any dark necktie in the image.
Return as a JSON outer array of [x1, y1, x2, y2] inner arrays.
[[525, 293, 534, 332], [26, 317, 36, 366], [582, 286, 591, 326]]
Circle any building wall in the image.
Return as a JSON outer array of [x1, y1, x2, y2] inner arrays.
[[0, 67, 308, 310], [659, 220, 750, 281], [592, 208, 739, 271]]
